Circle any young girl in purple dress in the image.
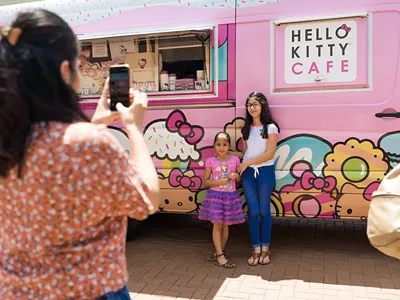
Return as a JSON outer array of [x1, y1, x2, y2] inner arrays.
[[199, 132, 245, 268]]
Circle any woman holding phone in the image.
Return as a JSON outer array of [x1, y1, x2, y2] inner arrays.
[[0, 9, 159, 299]]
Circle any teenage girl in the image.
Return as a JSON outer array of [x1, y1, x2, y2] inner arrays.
[[237, 92, 280, 266], [199, 132, 245, 268]]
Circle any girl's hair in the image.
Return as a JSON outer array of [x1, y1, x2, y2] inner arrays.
[[214, 132, 231, 145], [0, 9, 88, 177], [241, 92, 280, 140]]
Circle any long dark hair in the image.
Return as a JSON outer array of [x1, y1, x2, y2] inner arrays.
[[241, 92, 280, 140], [0, 9, 88, 177]]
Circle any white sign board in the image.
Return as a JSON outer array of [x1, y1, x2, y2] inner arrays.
[[284, 20, 357, 84]]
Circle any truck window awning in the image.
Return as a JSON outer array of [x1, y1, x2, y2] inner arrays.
[[76, 25, 215, 41]]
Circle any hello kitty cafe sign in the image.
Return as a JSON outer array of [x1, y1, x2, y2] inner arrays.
[[273, 16, 368, 91]]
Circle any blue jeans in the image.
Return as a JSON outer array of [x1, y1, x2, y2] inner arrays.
[[97, 286, 131, 300], [242, 165, 275, 247]]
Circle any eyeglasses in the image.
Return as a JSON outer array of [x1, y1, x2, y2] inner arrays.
[[246, 102, 260, 109]]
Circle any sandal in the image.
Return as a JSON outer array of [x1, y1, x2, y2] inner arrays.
[[259, 250, 270, 265], [207, 250, 228, 262], [213, 253, 235, 269], [247, 251, 261, 266], [207, 253, 217, 262]]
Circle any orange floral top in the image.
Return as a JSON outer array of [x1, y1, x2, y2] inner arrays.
[[0, 122, 153, 299]]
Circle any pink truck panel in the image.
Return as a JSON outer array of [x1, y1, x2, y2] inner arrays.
[[1, 0, 399, 220]]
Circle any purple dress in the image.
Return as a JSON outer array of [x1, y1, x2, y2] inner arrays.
[[199, 155, 245, 225]]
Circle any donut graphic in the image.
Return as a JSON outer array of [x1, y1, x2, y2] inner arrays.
[[280, 161, 338, 219]]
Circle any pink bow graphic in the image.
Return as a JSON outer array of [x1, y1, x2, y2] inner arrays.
[[169, 169, 202, 192], [341, 24, 351, 32], [300, 171, 336, 192], [363, 182, 380, 201], [166, 110, 204, 145]]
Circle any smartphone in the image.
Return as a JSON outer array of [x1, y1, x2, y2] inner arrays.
[[109, 64, 131, 111]]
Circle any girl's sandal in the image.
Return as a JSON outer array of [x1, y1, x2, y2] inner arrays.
[[247, 251, 261, 266], [222, 250, 229, 261], [213, 253, 235, 269], [206, 253, 217, 262], [207, 250, 228, 262], [259, 250, 270, 265]]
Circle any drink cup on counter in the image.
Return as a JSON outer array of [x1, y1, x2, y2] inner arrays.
[[196, 70, 205, 81], [169, 73, 176, 91], [160, 71, 169, 91]]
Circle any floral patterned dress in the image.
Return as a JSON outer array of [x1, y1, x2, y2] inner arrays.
[[0, 121, 153, 299]]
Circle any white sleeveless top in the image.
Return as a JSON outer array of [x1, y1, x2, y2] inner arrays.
[[243, 124, 279, 176]]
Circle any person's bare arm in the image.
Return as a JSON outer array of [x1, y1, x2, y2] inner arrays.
[[116, 90, 161, 214], [92, 78, 160, 216], [241, 138, 248, 155], [125, 124, 160, 214]]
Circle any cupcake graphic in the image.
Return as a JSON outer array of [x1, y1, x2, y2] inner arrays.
[[143, 110, 205, 176]]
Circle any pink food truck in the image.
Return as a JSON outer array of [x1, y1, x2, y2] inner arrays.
[[2, 0, 399, 236]]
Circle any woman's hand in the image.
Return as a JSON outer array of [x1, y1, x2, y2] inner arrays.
[[91, 78, 120, 126], [237, 161, 249, 176], [116, 90, 148, 129]]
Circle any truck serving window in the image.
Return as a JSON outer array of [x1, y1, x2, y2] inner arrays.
[[77, 28, 216, 99]]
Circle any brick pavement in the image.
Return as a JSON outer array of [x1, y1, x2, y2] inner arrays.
[[126, 215, 400, 300]]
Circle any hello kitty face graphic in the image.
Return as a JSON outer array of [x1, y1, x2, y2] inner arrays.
[[158, 171, 199, 213], [79, 48, 91, 70], [119, 45, 127, 54], [335, 182, 379, 220], [138, 58, 147, 69]]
